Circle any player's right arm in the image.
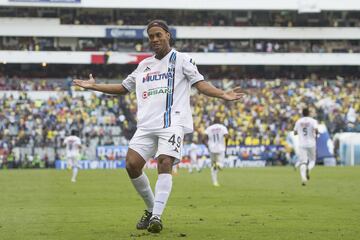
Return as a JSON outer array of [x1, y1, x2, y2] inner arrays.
[[203, 128, 209, 147], [313, 119, 319, 138], [293, 120, 299, 135], [73, 74, 129, 95]]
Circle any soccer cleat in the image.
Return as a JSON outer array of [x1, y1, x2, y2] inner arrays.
[[147, 216, 163, 233], [71, 178, 76, 183], [302, 182, 306, 186], [213, 182, 220, 187], [136, 210, 152, 230]]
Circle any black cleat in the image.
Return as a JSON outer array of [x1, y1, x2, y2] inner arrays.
[[136, 210, 152, 230], [147, 216, 163, 233]]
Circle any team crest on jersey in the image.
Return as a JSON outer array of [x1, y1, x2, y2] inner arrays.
[[143, 71, 173, 83]]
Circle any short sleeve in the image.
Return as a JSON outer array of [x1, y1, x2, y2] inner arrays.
[[122, 66, 139, 92], [182, 54, 204, 86]]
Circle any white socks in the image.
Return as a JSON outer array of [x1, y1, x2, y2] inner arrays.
[[131, 173, 154, 213], [72, 167, 78, 182], [130, 173, 173, 218], [308, 160, 315, 170], [300, 164, 307, 183], [153, 174, 173, 218], [211, 167, 218, 185]]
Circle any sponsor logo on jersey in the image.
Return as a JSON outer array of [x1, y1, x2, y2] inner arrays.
[[144, 66, 151, 72], [142, 71, 173, 83], [142, 87, 173, 99]]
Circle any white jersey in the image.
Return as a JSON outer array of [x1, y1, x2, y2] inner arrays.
[[122, 49, 204, 134], [294, 117, 318, 148], [205, 124, 228, 153], [63, 136, 81, 157]]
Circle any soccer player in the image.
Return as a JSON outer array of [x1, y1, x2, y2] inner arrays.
[[63, 129, 82, 183], [294, 108, 319, 186], [188, 140, 201, 173], [205, 118, 229, 187], [73, 19, 245, 233]]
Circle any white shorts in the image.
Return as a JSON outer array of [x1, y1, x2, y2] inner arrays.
[[297, 147, 316, 164], [67, 155, 81, 168], [129, 126, 184, 164], [210, 151, 225, 163]]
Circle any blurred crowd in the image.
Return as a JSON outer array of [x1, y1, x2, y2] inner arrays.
[[2, 37, 360, 54], [1, 7, 359, 27], [0, 77, 359, 168], [1, 62, 359, 82], [0, 92, 132, 168]]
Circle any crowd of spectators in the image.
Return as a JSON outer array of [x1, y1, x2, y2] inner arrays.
[[1, 7, 359, 27], [0, 91, 132, 168], [0, 77, 65, 91], [2, 36, 360, 54], [0, 76, 359, 168]]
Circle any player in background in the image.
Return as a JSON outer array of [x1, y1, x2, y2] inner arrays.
[[188, 138, 201, 173], [73, 20, 245, 233], [63, 129, 82, 183], [205, 118, 229, 187], [294, 108, 319, 186]]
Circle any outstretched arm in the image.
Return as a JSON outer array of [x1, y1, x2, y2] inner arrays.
[[73, 74, 129, 95], [193, 81, 245, 101]]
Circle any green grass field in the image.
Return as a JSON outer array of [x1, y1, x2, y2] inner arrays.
[[0, 167, 359, 240]]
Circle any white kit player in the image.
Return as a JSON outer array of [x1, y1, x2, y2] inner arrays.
[[63, 129, 82, 183], [74, 20, 245, 233], [205, 119, 229, 187], [188, 141, 201, 173], [294, 108, 319, 186]]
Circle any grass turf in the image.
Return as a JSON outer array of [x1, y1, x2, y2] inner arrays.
[[0, 167, 359, 240]]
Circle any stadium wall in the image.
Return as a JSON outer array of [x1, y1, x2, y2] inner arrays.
[[2, 18, 360, 39], [1, 0, 360, 11]]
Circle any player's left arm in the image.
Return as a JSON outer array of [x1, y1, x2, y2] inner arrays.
[[183, 54, 245, 101], [193, 81, 245, 101], [203, 134, 209, 146]]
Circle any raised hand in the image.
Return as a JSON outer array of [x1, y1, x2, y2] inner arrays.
[[221, 87, 246, 101], [73, 74, 96, 89]]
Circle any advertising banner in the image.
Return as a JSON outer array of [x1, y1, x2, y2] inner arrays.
[[106, 28, 177, 39], [55, 160, 125, 169], [96, 144, 283, 161]]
